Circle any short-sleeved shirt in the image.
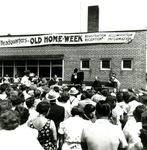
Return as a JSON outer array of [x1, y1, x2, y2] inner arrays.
[[81, 119, 128, 150], [123, 120, 143, 150], [58, 116, 91, 150]]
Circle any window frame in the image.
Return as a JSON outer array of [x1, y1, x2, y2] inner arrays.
[[100, 59, 111, 70], [80, 59, 90, 70], [121, 58, 133, 70]]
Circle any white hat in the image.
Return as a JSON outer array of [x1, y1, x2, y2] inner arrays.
[[46, 90, 59, 101], [68, 87, 79, 95]]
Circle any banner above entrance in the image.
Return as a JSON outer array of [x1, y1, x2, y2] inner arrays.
[[0, 32, 136, 47]]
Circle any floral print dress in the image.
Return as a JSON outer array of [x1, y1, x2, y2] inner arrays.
[[30, 120, 56, 150]]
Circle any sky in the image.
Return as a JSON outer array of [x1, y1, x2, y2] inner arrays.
[[0, 0, 147, 35]]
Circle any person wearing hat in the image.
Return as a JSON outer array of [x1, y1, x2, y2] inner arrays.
[[45, 90, 65, 131], [71, 68, 84, 86], [68, 87, 80, 108], [57, 92, 71, 120]]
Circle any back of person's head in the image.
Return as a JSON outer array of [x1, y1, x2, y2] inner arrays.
[[71, 106, 83, 117], [96, 100, 111, 118], [9, 95, 25, 107], [0, 110, 20, 130], [106, 95, 117, 110], [34, 89, 41, 98], [36, 101, 50, 115], [139, 95, 147, 105], [81, 91, 87, 100], [123, 91, 131, 103], [84, 104, 95, 119], [5, 85, 13, 96], [133, 105, 146, 122], [86, 89, 94, 99], [26, 96, 35, 109], [19, 84, 27, 91], [58, 92, 69, 103], [53, 86, 60, 93], [81, 89, 94, 100], [0, 99, 12, 115], [116, 91, 124, 103], [0, 83, 8, 93], [101, 89, 110, 97], [15, 106, 30, 125]]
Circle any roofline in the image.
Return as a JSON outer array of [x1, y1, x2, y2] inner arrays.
[[0, 29, 146, 37]]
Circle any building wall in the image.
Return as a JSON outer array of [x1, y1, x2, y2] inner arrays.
[[62, 30, 146, 89], [0, 30, 146, 89]]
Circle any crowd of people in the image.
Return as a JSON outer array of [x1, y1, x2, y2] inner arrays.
[[0, 70, 147, 150]]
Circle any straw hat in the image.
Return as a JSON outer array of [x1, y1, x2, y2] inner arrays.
[[68, 87, 79, 95], [46, 90, 59, 101]]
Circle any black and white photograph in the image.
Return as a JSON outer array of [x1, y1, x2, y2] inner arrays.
[[0, 0, 147, 150]]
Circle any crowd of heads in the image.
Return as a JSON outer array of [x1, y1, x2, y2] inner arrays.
[[0, 70, 147, 149]]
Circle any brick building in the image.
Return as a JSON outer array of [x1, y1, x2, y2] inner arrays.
[[0, 29, 146, 89]]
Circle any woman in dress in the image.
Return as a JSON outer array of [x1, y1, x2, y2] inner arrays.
[[28, 101, 57, 150], [58, 106, 90, 150]]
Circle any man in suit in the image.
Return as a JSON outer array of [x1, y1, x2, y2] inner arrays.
[[45, 90, 65, 131], [71, 68, 84, 86]]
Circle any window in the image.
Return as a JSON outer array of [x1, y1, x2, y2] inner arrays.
[[122, 59, 132, 70], [3, 60, 14, 77], [51, 60, 62, 78], [100, 59, 111, 70], [15, 60, 26, 77], [0, 59, 63, 79], [27, 60, 38, 75], [0, 61, 2, 77], [81, 59, 90, 70]]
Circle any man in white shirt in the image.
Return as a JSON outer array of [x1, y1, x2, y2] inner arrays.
[[20, 70, 31, 87], [81, 100, 128, 150], [123, 105, 146, 150]]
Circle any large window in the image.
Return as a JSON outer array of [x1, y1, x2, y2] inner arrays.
[[3, 60, 14, 77], [0, 59, 63, 79], [121, 59, 132, 70], [51, 60, 62, 78], [27, 60, 38, 75], [100, 59, 111, 70], [15, 60, 26, 77], [39, 60, 50, 78]]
